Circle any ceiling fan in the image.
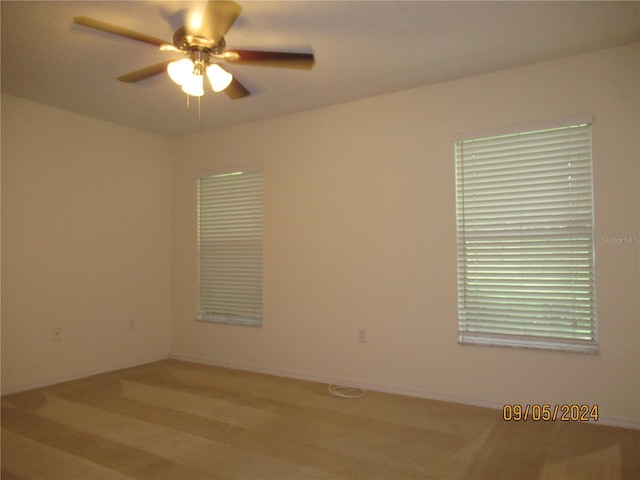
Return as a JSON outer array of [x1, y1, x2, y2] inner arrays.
[[73, 0, 315, 102]]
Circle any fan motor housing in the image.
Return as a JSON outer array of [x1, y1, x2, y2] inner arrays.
[[173, 27, 225, 54]]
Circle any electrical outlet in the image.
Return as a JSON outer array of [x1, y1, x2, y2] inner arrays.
[[358, 328, 367, 343], [52, 327, 62, 342]]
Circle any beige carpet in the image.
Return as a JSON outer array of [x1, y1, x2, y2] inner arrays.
[[2, 359, 639, 479]]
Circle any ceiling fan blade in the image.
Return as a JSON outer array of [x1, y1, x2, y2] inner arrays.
[[117, 61, 173, 83], [198, 1, 243, 44], [73, 16, 172, 48], [224, 50, 315, 70], [224, 77, 250, 99]]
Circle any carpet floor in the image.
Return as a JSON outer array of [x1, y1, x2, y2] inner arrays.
[[2, 359, 639, 479]]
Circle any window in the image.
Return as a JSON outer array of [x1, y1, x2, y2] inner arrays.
[[455, 116, 596, 352], [198, 168, 263, 326]]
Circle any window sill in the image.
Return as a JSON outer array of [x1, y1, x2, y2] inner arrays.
[[198, 315, 262, 327]]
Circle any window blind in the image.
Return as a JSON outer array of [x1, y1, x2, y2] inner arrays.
[[198, 169, 263, 326], [455, 121, 596, 352]]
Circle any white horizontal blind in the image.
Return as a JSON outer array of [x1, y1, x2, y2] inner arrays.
[[198, 169, 263, 326], [455, 122, 596, 352]]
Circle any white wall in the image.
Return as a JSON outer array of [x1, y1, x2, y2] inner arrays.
[[2, 43, 638, 427], [1, 95, 173, 392], [171, 43, 640, 425]]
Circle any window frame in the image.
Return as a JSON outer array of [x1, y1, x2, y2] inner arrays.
[[197, 166, 263, 327], [454, 115, 597, 353]]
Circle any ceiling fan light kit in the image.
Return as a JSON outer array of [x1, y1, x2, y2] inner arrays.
[[73, 0, 315, 124], [167, 58, 232, 96]]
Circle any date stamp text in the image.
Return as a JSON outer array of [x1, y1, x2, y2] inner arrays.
[[502, 404, 599, 422]]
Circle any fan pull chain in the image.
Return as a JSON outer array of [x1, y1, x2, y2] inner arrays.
[[184, 94, 203, 129]]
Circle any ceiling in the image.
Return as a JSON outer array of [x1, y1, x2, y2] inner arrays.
[[2, 1, 639, 138]]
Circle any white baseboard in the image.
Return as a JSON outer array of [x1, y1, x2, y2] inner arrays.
[[1, 354, 170, 396], [598, 415, 640, 430], [169, 352, 640, 431]]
